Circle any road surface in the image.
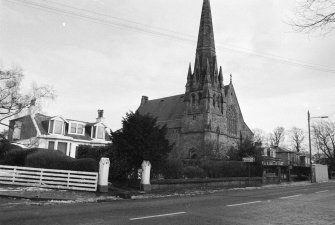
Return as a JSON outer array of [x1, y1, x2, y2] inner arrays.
[[1, 182, 334, 225]]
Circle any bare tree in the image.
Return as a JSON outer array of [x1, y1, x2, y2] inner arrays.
[[270, 126, 285, 147], [289, 127, 306, 152], [292, 0, 335, 34], [252, 128, 267, 146], [0, 67, 55, 139], [312, 120, 335, 169]]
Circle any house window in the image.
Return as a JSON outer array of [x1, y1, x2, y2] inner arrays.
[[49, 119, 64, 135], [77, 124, 84, 134], [69, 123, 85, 135], [54, 121, 63, 134], [97, 126, 104, 139], [70, 123, 77, 133], [92, 125, 105, 139], [13, 121, 22, 140], [57, 142, 67, 155], [92, 126, 96, 138], [48, 141, 55, 150], [48, 120, 54, 133]]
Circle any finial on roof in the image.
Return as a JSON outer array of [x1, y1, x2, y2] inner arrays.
[[219, 66, 223, 82], [230, 74, 232, 84]]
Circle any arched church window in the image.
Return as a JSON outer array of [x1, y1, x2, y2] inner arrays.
[[191, 94, 196, 107], [213, 94, 216, 107], [227, 105, 238, 135], [198, 92, 202, 104]]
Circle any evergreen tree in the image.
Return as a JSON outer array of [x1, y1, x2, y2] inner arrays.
[[110, 111, 172, 180]]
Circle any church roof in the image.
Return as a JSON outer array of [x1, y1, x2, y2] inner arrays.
[[137, 94, 185, 126]]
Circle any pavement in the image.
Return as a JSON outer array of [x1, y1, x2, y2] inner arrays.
[[0, 180, 328, 203]]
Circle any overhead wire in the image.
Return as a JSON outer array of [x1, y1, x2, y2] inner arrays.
[[5, 0, 335, 73]]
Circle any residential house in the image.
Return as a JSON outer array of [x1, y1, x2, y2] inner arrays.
[[8, 108, 111, 158], [262, 146, 310, 167]]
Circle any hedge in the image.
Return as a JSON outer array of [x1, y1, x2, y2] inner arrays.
[[25, 149, 98, 172], [0, 147, 98, 172]]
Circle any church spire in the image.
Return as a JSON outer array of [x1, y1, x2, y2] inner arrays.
[[193, 0, 217, 88], [196, 0, 216, 56]]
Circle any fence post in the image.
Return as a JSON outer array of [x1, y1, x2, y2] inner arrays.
[[98, 158, 110, 193], [141, 160, 151, 192]]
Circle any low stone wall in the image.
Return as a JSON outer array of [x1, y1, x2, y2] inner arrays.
[[151, 177, 263, 190]]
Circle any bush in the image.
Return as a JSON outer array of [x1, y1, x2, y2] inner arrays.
[[200, 160, 263, 178], [160, 159, 184, 179], [25, 149, 98, 172], [69, 158, 99, 172], [183, 166, 205, 179], [76, 145, 109, 161], [0, 140, 12, 158], [0, 148, 37, 166]]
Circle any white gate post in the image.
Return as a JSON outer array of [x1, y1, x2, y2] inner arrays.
[[98, 158, 110, 193], [141, 160, 151, 191]]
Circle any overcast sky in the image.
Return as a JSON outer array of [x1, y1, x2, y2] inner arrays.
[[1, 0, 335, 133]]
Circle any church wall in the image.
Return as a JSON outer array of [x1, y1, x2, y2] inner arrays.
[[179, 132, 204, 159]]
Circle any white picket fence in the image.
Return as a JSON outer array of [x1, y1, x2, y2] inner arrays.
[[0, 165, 98, 192]]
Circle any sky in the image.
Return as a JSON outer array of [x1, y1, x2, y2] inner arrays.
[[1, 0, 335, 134]]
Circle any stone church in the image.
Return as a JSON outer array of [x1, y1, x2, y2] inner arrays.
[[138, 0, 253, 159]]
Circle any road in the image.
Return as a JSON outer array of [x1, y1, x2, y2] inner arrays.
[[1, 182, 334, 225]]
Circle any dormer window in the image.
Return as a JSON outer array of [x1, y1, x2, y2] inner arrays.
[[69, 122, 85, 135], [91, 125, 105, 139], [48, 119, 65, 135]]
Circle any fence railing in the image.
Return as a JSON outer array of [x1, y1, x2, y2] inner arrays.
[[0, 165, 98, 192]]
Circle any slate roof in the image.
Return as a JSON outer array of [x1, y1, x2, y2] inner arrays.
[[33, 113, 110, 142], [138, 94, 186, 127]]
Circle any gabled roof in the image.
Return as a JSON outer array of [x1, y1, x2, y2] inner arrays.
[[137, 94, 185, 126]]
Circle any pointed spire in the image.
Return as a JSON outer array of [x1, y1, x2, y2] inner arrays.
[[187, 63, 192, 82], [186, 63, 192, 92], [230, 74, 233, 84], [204, 59, 211, 84], [197, 0, 216, 55], [219, 66, 223, 82], [219, 66, 223, 88]]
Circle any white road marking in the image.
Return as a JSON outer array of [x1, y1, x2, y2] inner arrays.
[[226, 201, 262, 207], [315, 190, 329, 194], [129, 212, 186, 221], [279, 194, 302, 199]]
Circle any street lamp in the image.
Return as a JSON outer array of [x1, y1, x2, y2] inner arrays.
[[308, 111, 328, 183]]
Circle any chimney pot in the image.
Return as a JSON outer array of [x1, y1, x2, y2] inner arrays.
[[98, 109, 104, 118], [141, 96, 149, 106], [96, 109, 104, 123]]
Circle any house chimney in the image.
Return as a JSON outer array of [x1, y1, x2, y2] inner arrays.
[[96, 109, 104, 123], [28, 98, 37, 115], [141, 96, 149, 106]]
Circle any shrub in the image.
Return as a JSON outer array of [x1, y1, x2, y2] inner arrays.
[[0, 140, 12, 158], [160, 159, 184, 179], [25, 149, 98, 172], [70, 158, 99, 172], [0, 148, 37, 166], [183, 166, 205, 179], [200, 160, 263, 178], [76, 145, 109, 161]]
